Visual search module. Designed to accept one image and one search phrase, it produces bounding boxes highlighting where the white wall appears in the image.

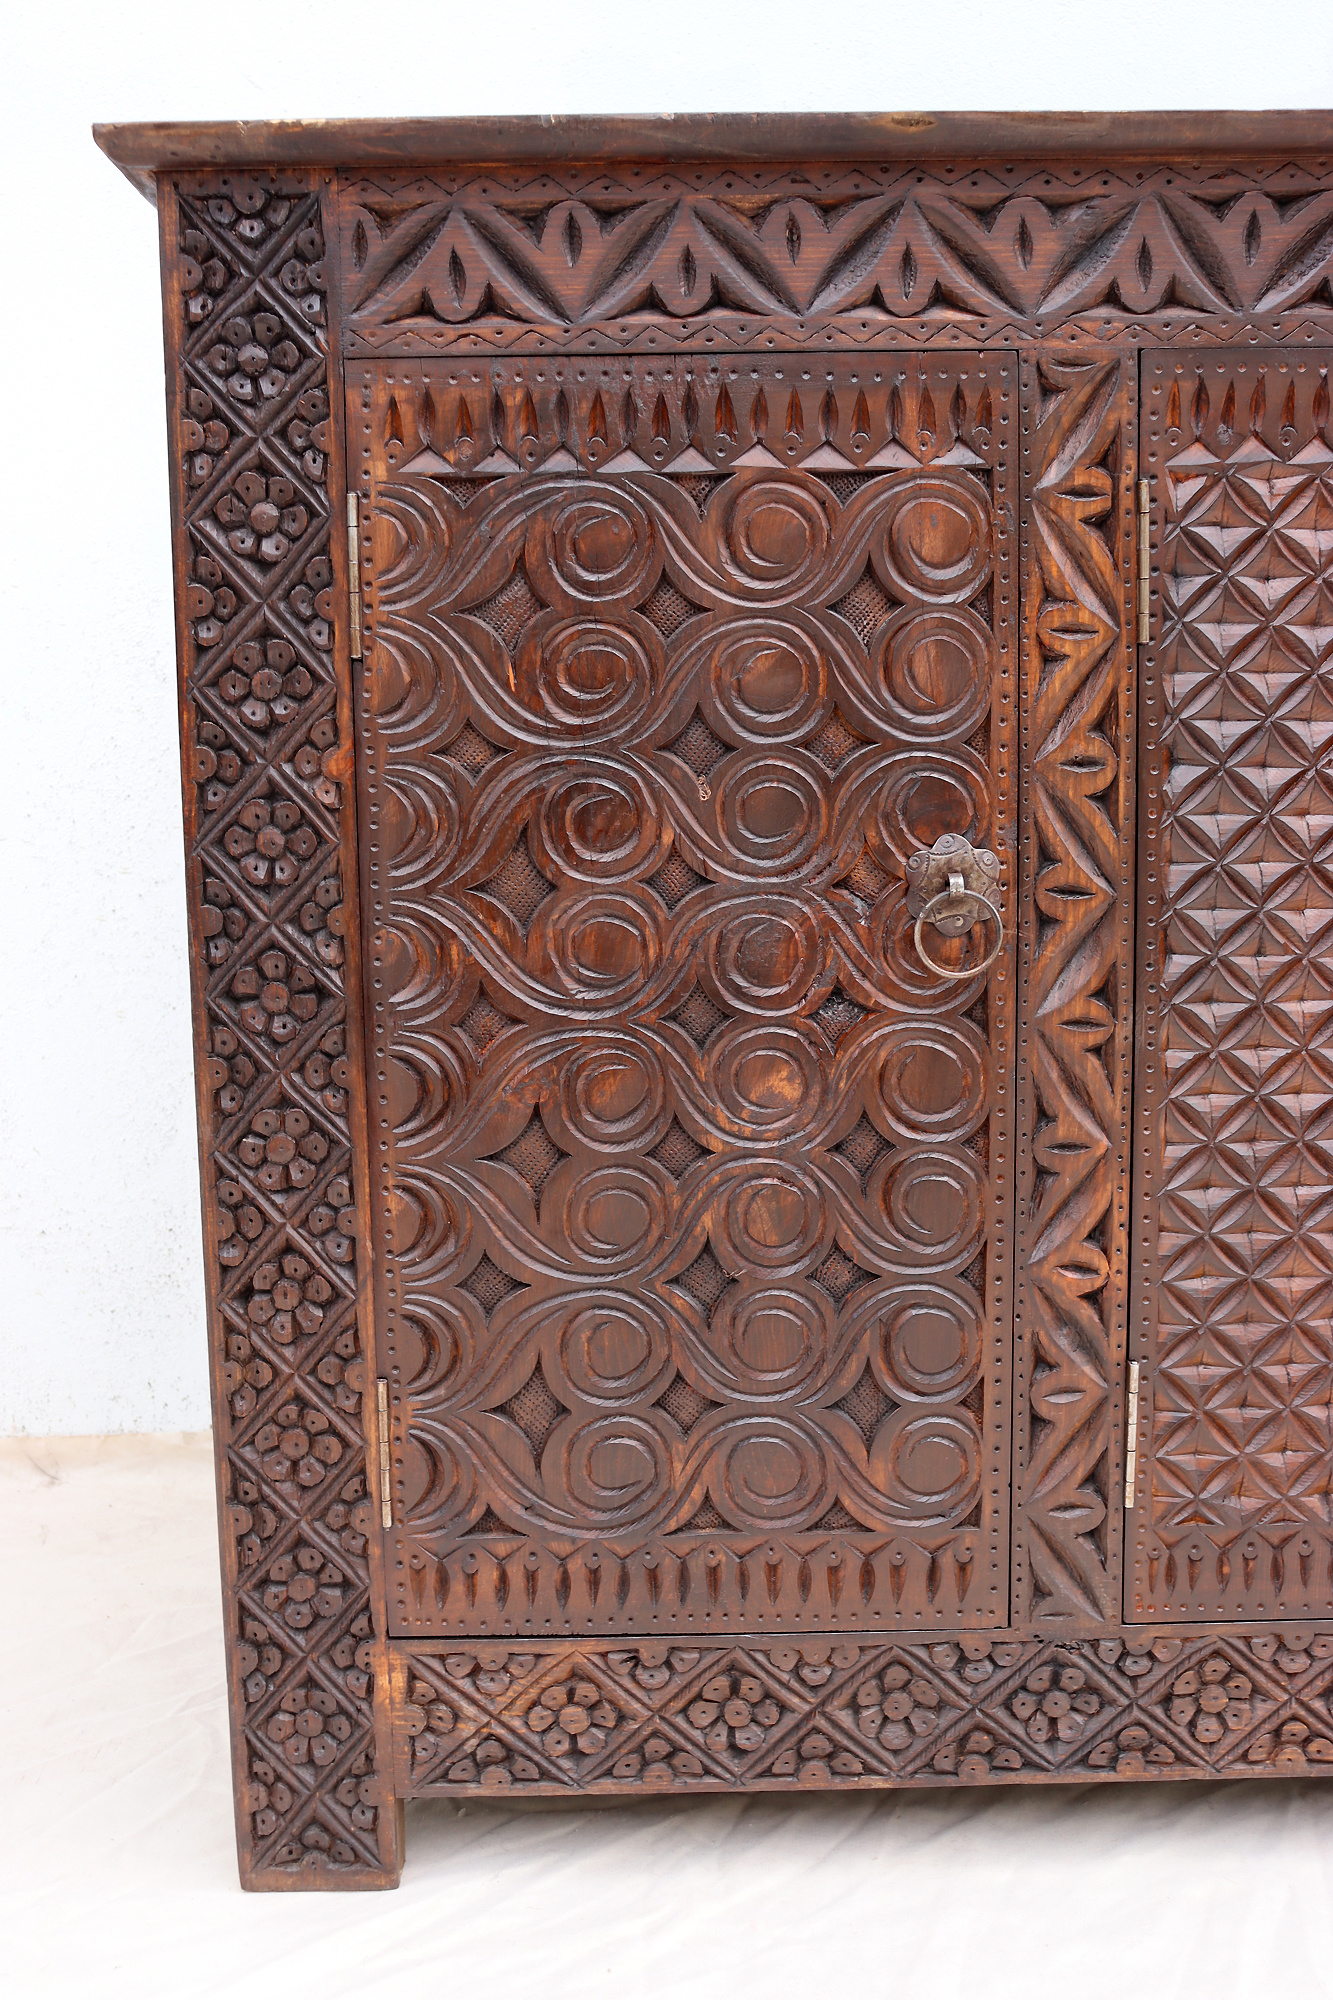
[2,1,1331,1434]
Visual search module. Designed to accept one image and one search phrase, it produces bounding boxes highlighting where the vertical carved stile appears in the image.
[1014,353,1136,1626]
[159,170,399,1888]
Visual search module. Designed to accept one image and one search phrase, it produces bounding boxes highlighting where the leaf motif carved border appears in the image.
[1013,352,1136,1627]
[160,169,400,1889]
[335,159,1333,358]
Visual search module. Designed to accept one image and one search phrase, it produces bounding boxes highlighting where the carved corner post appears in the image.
[1012,349,1137,1629]
[157,169,400,1889]
[117,124,1333,1873]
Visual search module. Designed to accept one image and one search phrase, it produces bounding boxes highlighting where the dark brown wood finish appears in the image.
[111,113,1333,1889]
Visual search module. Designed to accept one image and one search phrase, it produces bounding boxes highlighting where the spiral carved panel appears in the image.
[351,352,1017,1634]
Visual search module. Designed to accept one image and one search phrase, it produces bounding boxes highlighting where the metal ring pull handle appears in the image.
[904,834,1005,982]
[912,887,1005,980]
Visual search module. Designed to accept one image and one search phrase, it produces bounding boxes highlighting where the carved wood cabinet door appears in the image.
[1132,346,1333,1626]
[350,352,1019,1642]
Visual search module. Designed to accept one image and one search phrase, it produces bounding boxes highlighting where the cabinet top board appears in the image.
[94,109,1333,201]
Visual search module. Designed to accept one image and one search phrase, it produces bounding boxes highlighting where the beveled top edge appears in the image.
[93,109,1333,201]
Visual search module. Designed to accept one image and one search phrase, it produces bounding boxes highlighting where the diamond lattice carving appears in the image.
[1136,349,1333,1621]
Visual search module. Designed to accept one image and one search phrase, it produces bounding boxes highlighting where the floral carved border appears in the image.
[159,169,399,1888]
[1012,352,1137,1626]
[390,1629,1333,1794]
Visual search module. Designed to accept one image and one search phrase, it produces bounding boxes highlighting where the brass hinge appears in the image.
[376,1377,392,1529]
[1135,477,1150,646]
[1123,1359,1141,1510]
[347,492,364,661]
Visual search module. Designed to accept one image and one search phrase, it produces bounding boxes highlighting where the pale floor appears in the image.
[3,1434,1333,2000]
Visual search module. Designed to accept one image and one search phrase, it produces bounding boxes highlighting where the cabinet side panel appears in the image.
[1012,351,1137,1627]
[158,169,399,1889]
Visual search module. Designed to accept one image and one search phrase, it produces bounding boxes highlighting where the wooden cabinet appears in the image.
[95,112,1333,1889]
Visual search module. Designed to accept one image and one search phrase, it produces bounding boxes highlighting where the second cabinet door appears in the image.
[1132,344,1333,1625]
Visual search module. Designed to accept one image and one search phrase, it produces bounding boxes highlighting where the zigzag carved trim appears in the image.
[1012,353,1136,1625]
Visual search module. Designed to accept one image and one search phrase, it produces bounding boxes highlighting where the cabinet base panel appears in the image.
[389,1629,1333,1801]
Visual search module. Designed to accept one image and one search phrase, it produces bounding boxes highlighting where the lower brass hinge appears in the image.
[376,1377,392,1529]
[1123,1360,1141,1510]
[347,492,364,661]
[1135,477,1150,646]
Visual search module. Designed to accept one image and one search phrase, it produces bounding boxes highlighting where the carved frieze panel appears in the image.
[336,161,1333,357]
[391,1626,1333,1795]
[1132,346,1333,1623]
[350,350,1004,479]
[351,352,1019,1634]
